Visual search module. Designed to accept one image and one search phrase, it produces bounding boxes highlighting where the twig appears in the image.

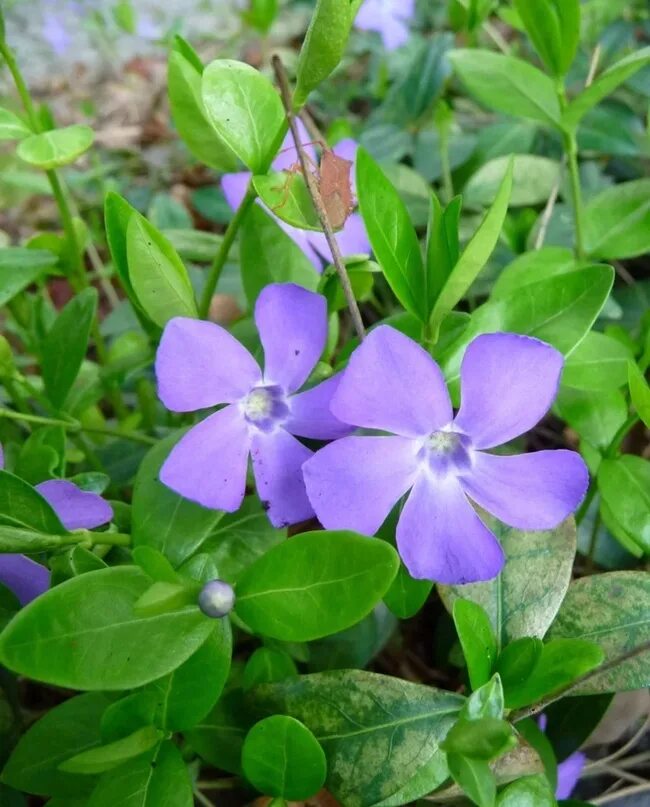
[272,55,366,341]
[534,176,561,250]
[586,44,603,88]
[586,714,650,771]
[592,781,650,805]
[194,790,216,807]
[511,640,650,722]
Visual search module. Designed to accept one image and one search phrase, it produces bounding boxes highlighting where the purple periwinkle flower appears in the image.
[221,121,370,271]
[303,327,589,584]
[0,444,113,605]
[155,283,351,527]
[354,0,416,51]
[42,11,72,55]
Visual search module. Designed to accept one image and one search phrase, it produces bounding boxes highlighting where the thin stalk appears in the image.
[272,55,366,341]
[0,407,156,445]
[557,83,586,259]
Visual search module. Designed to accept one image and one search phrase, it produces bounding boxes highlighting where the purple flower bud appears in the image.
[199,580,236,618]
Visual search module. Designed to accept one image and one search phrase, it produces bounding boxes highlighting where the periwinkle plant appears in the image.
[0,0,649,805]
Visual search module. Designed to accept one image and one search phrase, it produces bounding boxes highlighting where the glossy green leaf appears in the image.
[59,726,163,774]
[357,147,425,320]
[562,48,650,129]
[454,600,497,691]
[450,50,561,126]
[584,179,650,260]
[514,0,580,76]
[100,693,158,744]
[439,519,576,650]
[240,204,318,303]
[127,214,197,327]
[253,171,320,230]
[104,192,140,303]
[463,155,559,210]
[555,388,627,450]
[17,125,94,169]
[14,425,65,485]
[442,718,516,761]
[0,107,31,141]
[242,647,297,691]
[252,670,464,807]
[294,0,352,107]
[235,531,399,641]
[549,572,650,693]
[447,753,495,807]
[244,0,279,33]
[629,361,650,428]
[497,774,555,806]
[87,741,192,807]
[0,470,66,533]
[383,563,432,619]
[242,716,327,799]
[0,247,57,306]
[168,41,237,172]
[461,675,505,721]
[132,432,225,568]
[2,692,111,797]
[496,638,543,697]
[41,287,97,409]
[562,331,633,391]
[201,59,284,174]
[429,160,511,337]
[426,193,461,310]
[0,567,215,690]
[492,247,577,299]
[598,456,650,553]
[543,694,612,762]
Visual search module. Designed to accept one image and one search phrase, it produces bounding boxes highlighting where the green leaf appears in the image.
[16,125,94,169]
[100,693,158,744]
[242,716,327,800]
[240,204,319,304]
[164,229,222,263]
[549,572,650,693]
[104,192,140,304]
[242,647,298,691]
[132,432,225,568]
[628,362,650,428]
[132,546,180,584]
[14,425,65,485]
[497,774,555,806]
[598,456,650,553]
[168,42,237,172]
[447,753,495,807]
[513,0,580,76]
[143,623,232,732]
[555,388,627,450]
[87,741,192,807]
[0,525,72,553]
[294,0,352,107]
[42,287,97,409]
[496,638,543,697]
[492,247,577,299]
[383,563,432,619]
[254,171,322,232]
[584,179,650,260]
[0,567,215,690]
[201,59,284,174]
[126,214,197,327]
[0,470,66,533]
[429,160,512,337]
[454,600,498,691]
[426,194,461,311]
[461,675,505,721]
[441,265,615,392]
[562,331,633,391]
[251,670,464,807]
[59,726,163,774]
[372,751,449,807]
[562,48,650,129]
[2,692,111,797]
[0,107,31,141]
[442,718,516,761]
[235,531,399,642]
[356,147,425,320]
[543,694,612,762]
[0,247,57,306]
[463,155,559,210]
[439,519,576,650]
[244,0,279,33]
[449,50,561,126]
[502,639,604,710]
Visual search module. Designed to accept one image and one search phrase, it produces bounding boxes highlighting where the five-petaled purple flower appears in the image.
[0,444,113,605]
[303,327,589,584]
[354,0,416,51]
[155,283,351,527]
[222,120,370,271]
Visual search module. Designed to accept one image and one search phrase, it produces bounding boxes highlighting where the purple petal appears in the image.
[255,284,327,393]
[250,429,314,527]
[333,138,358,164]
[303,435,419,535]
[160,406,252,512]
[0,555,50,606]
[286,375,355,440]
[454,333,564,450]
[460,450,589,531]
[332,326,453,437]
[156,317,261,412]
[397,475,505,584]
[274,215,324,270]
[272,118,316,172]
[222,172,251,210]
[381,18,410,50]
[307,213,371,261]
[556,752,586,799]
[36,481,113,531]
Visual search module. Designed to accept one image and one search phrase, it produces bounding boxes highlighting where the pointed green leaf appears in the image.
[17,125,94,169]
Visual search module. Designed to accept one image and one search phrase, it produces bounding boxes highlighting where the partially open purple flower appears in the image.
[155,283,351,527]
[303,327,589,584]
[221,122,370,271]
[0,444,113,605]
[354,0,416,51]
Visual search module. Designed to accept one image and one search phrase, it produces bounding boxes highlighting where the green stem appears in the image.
[0,526,131,552]
[557,84,586,259]
[0,407,156,445]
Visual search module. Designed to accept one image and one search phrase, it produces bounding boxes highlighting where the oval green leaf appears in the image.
[17,124,95,169]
